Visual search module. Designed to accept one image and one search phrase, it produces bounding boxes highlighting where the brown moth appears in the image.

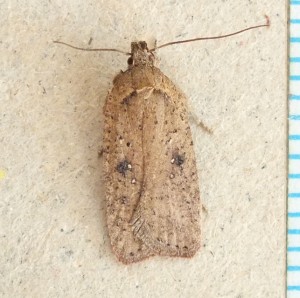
[103,41,201,264]
[53,16,269,264]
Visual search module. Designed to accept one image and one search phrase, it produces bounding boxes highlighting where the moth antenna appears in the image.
[150,15,270,52]
[53,40,131,55]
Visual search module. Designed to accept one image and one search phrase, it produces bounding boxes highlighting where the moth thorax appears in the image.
[129,41,154,67]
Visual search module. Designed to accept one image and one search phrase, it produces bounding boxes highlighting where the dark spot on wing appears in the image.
[116,159,132,176]
[172,153,185,166]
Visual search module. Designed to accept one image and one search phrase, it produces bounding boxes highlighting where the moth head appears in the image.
[128,41,155,68]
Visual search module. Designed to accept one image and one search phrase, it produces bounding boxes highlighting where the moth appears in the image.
[54,16,269,264]
[104,40,202,263]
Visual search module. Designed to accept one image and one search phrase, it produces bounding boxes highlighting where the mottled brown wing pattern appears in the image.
[131,87,201,257]
[103,88,153,264]
[103,66,201,264]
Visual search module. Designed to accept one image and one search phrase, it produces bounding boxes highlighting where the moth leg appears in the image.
[197,121,213,134]
[189,113,213,134]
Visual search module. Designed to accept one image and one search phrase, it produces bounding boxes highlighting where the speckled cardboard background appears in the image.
[0,1,286,297]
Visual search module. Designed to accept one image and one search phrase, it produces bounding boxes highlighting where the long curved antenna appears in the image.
[53,41,131,55]
[149,15,270,52]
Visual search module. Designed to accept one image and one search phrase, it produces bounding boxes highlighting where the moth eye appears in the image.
[140,41,147,50]
[127,57,133,65]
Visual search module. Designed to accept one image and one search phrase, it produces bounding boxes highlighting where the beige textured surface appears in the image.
[1,1,286,297]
